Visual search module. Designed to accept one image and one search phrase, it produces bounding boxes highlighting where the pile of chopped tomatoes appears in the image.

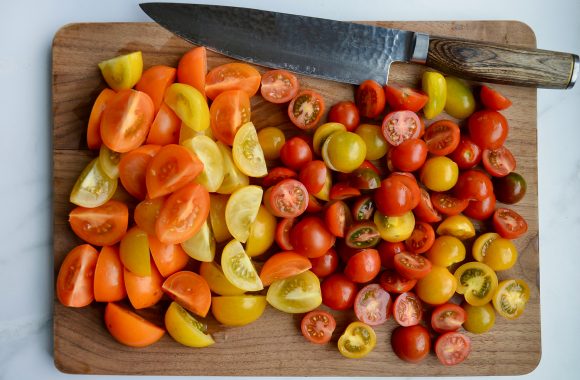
[57,47,531,365]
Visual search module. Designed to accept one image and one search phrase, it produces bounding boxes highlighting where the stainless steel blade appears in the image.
[140,3,419,85]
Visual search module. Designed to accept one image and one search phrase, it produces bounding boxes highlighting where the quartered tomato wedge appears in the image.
[162,271,211,317]
[431,303,467,333]
[354,284,392,326]
[87,88,115,150]
[405,222,435,254]
[381,110,422,146]
[338,322,377,358]
[493,279,530,320]
[199,261,245,296]
[394,252,432,280]
[480,85,512,111]
[288,90,325,130]
[135,65,176,113]
[149,236,190,278]
[383,85,428,112]
[224,185,263,243]
[454,262,498,306]
[329,183,361,201]
[210,89,251,146]
[265,179,308,218]
[266,270,322,313]
[70,158,118,208]
[182,135,224,192]
[492,208,528,239]
[232,122,268,178]
[435,332,471,366]
[413,188,442,223]
[221,240,263,292]
[379,269,417,293]
[275,218,295,251]
[105,302,165,348]
[483,146,516,177]
[94,246,126,302]
[345,222,381,249]
[423,120,460,156]
[69,200,128,246]
[260,69,299,103]
[98,51,143,91]
[431,193,469,216]
[392,292,423,326]
[356,80,386,118]
[133,196,164,236]
[146,104,181,145]
[181,221,216,262]
[324,200,353,238]
[124,260,164,309]
[57,244,99,307]
[165,83,210,132]
[259,251,312,286]
[118,144,160,200]
[301,310,336,344]
[205,62,261,100]
[177,46,207,97]
[165,301,214,348]
[212,295,267,326]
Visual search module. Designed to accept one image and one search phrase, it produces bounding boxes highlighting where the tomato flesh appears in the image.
[483,146,516,177]
[288,90,325,130]
[260,69,299,103]
[69,200,128,246]
[394,252,432,280]
[162,271,211,317]
[431,303,467,333]
[356,80,386,118]
[265,179,308,218]
[301,310,336,344]
[392,292,423,326]
[354,284,391,326]
[435,332,471,366]
[381,110,422,146]
[492,208,528,239]
[379,269,417,293]
[57,244,99,307]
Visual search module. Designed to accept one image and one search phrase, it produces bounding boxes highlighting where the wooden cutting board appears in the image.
[52,21,540,376]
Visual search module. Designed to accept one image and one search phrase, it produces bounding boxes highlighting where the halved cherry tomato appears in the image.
[454,169,494,201]
[345,222,381,249]
[299,160,327,195]
[374,173,420,216]
[483,146,516,177]
[454,262,498,306]
[383,85,428,112]
[288,90,325,130]
[449,135,483,170]
[124,260,164,309]
[57,244,98,307]
[392,292,423,326]
[354,284,391,326]
[262,167,297,188]
[162,271,211,317]
[104,302,165,348]
[377,241,405,269]
[391,325,430,363]
[390,138,428,172]
[324,200,353,238]
[351,196,375,221]
[69,200,128,246]
[133,196,164,236]
[480,85,512,111]
[338,322,377,359]
[177,47,207,97]
[155,183,210,244]
[405,222,435,254]
[146,104,181,145]
[148,236,190,278]
[146,144,204,199]
[379,269,417,293]
[205,62,261,100]
[280,136,313,170]
[356,80,386,118]
[87,88,115,149]
[349,168,381,190]
[413,188,442,223]
[94,246,126,302]
[259,251,312,286]
[344,249,381,283]
[464,193,496,220]
[492,208,528,239]
[423,119,460,156]
[135,65,176,113]
[322,274,357,310]
[381,110,422,146]
[431,193,469,216]
[261,69,299,103]
[468,110,508,150]
[329,183,361,200]
[431,303,466,333]
[100,89,154,152]
[301,310,336,344]
[266,270,320,313]
[435,332,471,366]
[309,248,339,278]
[264,179,308,218]
[394,252,432,280]
[209,89,251,146]
[492,279,530,320]
[118,144,160,200]
[328,101,360,131]
[290,216,335,259]
[275,218,294,250]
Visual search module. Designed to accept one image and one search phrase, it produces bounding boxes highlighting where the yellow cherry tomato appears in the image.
[337,322,377,359]
[422,71,447,119]
[232,122,268,178]
[165,302,215,348]
[472,233,500,261]
[257,127,285,160]
[211,295,267,326]
[415,266,457,305]
[98,145,121,179]
[180,221,216,262]
[322,131,366,173]
[454,262,498,306]
[209,194,233,243]
[70,158,118,208]
[482,238,518,271]
[355,123,388,160]
[436,215,476,240]
[216,142,250,194]
[420,156,458,192]
[313,168,332,201]
[221,240,263,292]
[266,270,321,313]
[426,236,466,267]
[492,279,530,320]
[119,226,151,276]
[199,261,245,296]
[179,122,214,143]
[164,83,210,132]
[313,122,346,155]
[245,206,276,257]
[182,135,224,192]
[225,185,263,243]
[462,302,495,334]
[444,76,475,119]
[374,210,415,243]
[98,51,143,91]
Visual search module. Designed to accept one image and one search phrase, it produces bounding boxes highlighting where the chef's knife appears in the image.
[140,3,578,89]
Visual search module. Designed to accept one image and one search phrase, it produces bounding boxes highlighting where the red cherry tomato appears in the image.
[260,69,299,104]
[463,193,496,220]
[381,110,422,146]
[383,85,428,112]
[306,194,324,213]
[264,179,308,218]
[328,101,360,131]
[431,193,469,216]
[262,167,298,187]
[435,332,471,366]
[431,303,467,333]
[280,137,313,170]
[423,120,461,156]
[492,208,528,239]
[324,200,353,238]
[300,310,336,344]
[392,292,423,326]
[394,252,432,280]
[374,173,420,216]
[275,218,295,250]
[356,80,386,118]
[449,135,483,170]
[468,110,508,150]
[413,188,442,223]
[454,169,494,201]
[354,284,392,326]
[379,269,417,293]
[391,325,431,363]
[405,222,435,254]
[288,90,325,130]
[344,249,381,283]
[390,138,428,172]
[290,216,336,258]
[480,85,512,111]
[483,146,516,177]
[329,183,361,201]
[298,160,328,194]
[309,248,339,278]
[321,273,358,311]
[377,241,406,269]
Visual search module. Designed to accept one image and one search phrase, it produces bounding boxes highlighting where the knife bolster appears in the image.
[410,33,430,64]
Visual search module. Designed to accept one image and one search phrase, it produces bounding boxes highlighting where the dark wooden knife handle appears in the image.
[426,36,578,89]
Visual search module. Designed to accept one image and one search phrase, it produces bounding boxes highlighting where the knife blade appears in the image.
[140,3,578,89]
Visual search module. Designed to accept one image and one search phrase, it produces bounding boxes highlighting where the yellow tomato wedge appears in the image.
[180,221,216,262]
[245,206,276,257]
[211,295,267,326]
[225,185,263,243]
[216,141,250,194]
[164,83,210,131]
[374,210,415,242]
[232,122,268,177]
[182,135,224,192]
[165,302,215,348]
[98,51,143,91]
[266,270,321,313]
[119,226,151,276]
[221,240,263,291]
[98,144,121,179]
[209,194,233,243]
[70,158,117,208]
[472,232,500,262]
[436,214,476,240]
[179,122,214,143]
[199,261,245,296]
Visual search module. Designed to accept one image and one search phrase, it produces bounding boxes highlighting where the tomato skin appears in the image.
[209,89,251,146]
[328,101,360,131]
[454,169,494,201]
[87,88,115,150]
[356,80,386,118]
[288,90,325,130]
[148,236,190,278]
[309,248,339,278]
[118,144,161,200]
[449,135,482,170]
[492,208,528,239]
[374,173,420,217]
[381,110,422,146]
[146,104,181,145]
[424,120,461,156]
[379,269,417,293]
[422,71,447,120]
[431,303,466,333]
[390,138,428,172]
[94,246,127,302]
[483,146,516,177]
[280,137,313,170]
[57,244,99,307]
[431,193,469,216]
[377,241,405,269]
[344,249,381,283]
[260,69,299,104]
[104,302,165,348]
[420,156,459,192]
[383,85,428,112]
[321,273,358,311]
[262,167,297,188]
[259,251,313,286]
[355,124,388,160]
[413,188,442,223]
[124,261,164,309]
[444,77,475,119]
[435,332,471,366]
[391,325,430,363]
[162,271,211,317]
[493,172,527,204]
[265,179,309,218]
[301,310,336,344]
[462,302,496,334]
[290,216,335,258]
[299,160,328,195]
[354,284,391,326]
[392,292,423,327]
[275,218,295,250]
[394,252,432,280]
[205,62,261,100]
[480,85,512,111]
[135,65,176,113]
[324,200,353,238]
[69,200,128,246]
[177,46,207,97]
[329,182,361,201]
[464,193,496,220]
[468,110,508,150]
[405,222,435,254]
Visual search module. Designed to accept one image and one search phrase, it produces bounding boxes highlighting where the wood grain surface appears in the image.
[52,21,540,376]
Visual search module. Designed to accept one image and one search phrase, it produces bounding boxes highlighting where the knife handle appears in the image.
[425,36,578,89]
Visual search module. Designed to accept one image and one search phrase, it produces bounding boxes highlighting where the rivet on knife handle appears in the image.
[426,36,578,89]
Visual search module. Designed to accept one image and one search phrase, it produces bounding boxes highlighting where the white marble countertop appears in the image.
[1,0,579,379]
